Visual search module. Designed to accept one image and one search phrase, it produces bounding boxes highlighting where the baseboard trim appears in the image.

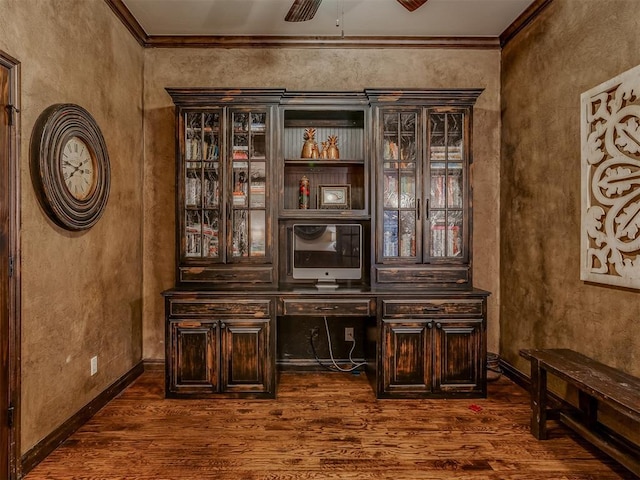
[142,358,165,371]
[21,360,145,476]
[499,357,530,390]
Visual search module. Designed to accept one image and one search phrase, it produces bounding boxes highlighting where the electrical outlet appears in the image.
[90,356,98,376]
[345,327,354,342]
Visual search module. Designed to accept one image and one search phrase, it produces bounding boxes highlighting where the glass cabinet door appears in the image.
[428,111,464,259]
[230,110,268,260]
[381,111,419,259]
[184,111,222,260]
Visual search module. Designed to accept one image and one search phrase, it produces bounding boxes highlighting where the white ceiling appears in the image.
[121,0,536,37]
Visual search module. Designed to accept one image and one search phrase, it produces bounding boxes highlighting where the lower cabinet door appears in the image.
[434,319,484,394]
[221,318,272,394]
[168,320,219,396]
[382,319,434,396]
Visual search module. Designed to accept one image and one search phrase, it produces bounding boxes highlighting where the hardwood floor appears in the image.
[24,369,633,479]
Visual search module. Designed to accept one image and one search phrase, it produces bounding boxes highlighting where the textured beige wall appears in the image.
[0,1,144,453]
[142,48,502,360]
[501,0,640,376]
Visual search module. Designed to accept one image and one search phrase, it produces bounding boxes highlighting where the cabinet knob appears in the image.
[427,322,433,329]
[220,322,226,329]
[436,322,442,329]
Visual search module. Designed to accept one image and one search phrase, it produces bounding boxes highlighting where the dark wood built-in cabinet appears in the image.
[369,91,478,288]
[164,88,489,399]
[165,296,274,398]
[380,297,485,397]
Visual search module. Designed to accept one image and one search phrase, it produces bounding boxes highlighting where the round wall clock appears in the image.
[31,104,110,231]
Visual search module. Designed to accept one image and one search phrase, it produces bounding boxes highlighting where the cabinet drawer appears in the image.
[170,299,272,318]
[374,266,470,287]
[382,299,483,317]
[283,298,374,316]
[179,266,274,284]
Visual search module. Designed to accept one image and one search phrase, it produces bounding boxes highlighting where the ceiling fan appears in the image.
[285,0,429,22]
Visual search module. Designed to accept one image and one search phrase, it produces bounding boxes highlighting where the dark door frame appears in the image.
[1,50,21,480]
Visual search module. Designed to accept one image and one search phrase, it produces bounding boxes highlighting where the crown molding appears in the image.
[105,0,148,47]
[145,35,500,49]
[499,0,554,48]
[104,0,500,50]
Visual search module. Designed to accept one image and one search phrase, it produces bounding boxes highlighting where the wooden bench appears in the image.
[520,348,640,477]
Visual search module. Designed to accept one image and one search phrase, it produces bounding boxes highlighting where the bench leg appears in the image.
[578,390,598,428]
[530,358,548,440]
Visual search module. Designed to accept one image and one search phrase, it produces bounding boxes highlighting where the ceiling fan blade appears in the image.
[285,0,323,22]
[396,0,429,12]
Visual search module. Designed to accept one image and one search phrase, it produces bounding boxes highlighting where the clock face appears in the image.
[61,136,97,201]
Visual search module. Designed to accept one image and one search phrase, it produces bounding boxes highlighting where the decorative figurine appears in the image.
[299,175,310,209]
[320,141,328,159]
[301,128,317,159]
[327,135,339,159]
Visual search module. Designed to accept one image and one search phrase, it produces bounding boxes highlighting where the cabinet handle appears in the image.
[423,306,443,313]
[417,199,420,220]
[435,322,442,329]
[220,322,226,329]
[425,199,429,219]
[211,306,229,312]
[426,322,433,329]
[315,306,338,311]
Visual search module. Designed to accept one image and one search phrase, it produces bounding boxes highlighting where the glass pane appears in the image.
[203,210,219,258]
[233,112,248,132]
[252,133,266,159]
[401,113,415,133]
[250,210,266,257]
[233,134,248,160]
[251,113,266,131]
[383,112,399,168]
[185,210,202,257]
[399,211,416,258]
[383,211,399,257]
[448,211,463,257]
[430,210,446,258]
[185,168,201,207]
[186,113,201,161]
[232,162,248,208]
[431,173,445,209]
[249,162,266,208]
[430,113,445,162]
[400,113,416,164]
[203,113,220,161]
[399,174,415,208]
[383,134,399,162]
[400,134,416,165]
[383,173,399,209]
[232,210,248,257]
[204,165,219,208]
[447,113,463,151]
[251,112,267,159]
[447,167,463,208]
[383,113,397,132]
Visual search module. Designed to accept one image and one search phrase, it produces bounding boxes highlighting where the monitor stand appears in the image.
[315,279,339,290]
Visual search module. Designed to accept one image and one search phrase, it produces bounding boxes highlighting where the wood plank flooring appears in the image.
[24,369,633,479]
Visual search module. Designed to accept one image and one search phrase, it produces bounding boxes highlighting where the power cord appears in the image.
[308,317,367,372]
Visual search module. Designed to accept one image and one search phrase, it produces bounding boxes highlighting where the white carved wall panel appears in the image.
[581,64,640,288]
